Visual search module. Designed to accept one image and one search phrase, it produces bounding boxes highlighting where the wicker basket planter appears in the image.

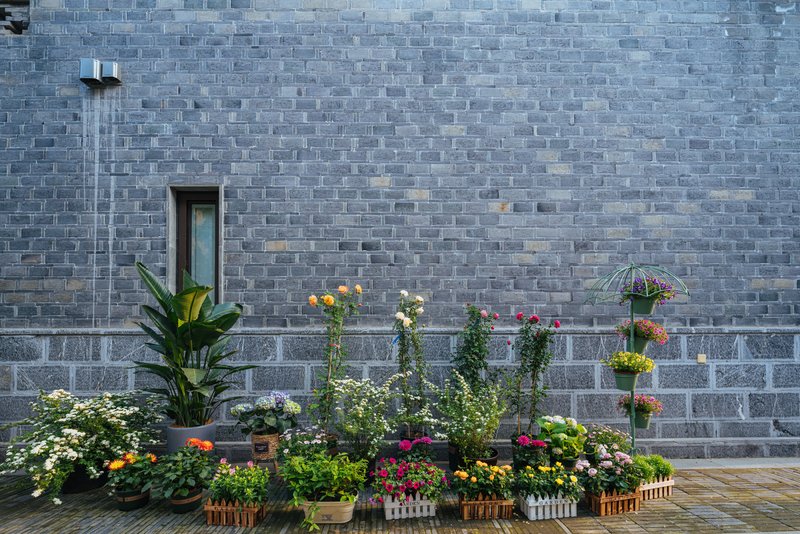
[585,489,641,516]
[251,433,280,461]
[458,494,514,520]
[204,499,267,527]
[640,476,674,501]
[518,494,578,521]
[383,493,436,520]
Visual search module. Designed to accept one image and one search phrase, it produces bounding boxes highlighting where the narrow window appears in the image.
[176,190,219,301]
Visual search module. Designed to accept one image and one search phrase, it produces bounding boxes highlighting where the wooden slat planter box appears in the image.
[585,489,641,517]
[383,493,436,520]
[640,475,674,501]
[518,494,578,521]
[203,499,267,528]
[458,494,514,520]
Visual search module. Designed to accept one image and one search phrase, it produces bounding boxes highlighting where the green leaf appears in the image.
[171,286,213,323]
[183,270,213,319]
[136,262,174,314]
[180,367,207,387]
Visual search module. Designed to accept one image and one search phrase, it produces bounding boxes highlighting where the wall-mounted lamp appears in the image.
[80,58,122,87]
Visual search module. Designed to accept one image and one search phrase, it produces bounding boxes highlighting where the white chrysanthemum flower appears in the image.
[52,498,62,505]
[400,290,408,297]
[32,489,43,498]
[395,312,405,321]
[417,307,423,315]
[402,317,412,328]
[415,295,424,303]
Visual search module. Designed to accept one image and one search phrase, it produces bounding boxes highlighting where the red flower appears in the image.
[398,440,412,452]
[516,312,524,321]
[389,457,397,464]
[529,314,539,324]
[507,339,512,345]
[554,320,561,328]
[493,312,499,320]
[490,326,494,330]
[379,469,389,478]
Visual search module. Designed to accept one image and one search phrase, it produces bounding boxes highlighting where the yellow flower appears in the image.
[470,476,477,483]
[528,473,534,478]
[556,478,564,485]
[555,461,562,467]
[475,461,487,467]
[355,284,362,294]
[489,474,495,481]
[525,465,532,471]
[538,466,548,472]
[501,465,512,471]
[108,459,126,471]
[570,475,578,483]
[122,452,136,464]
[490,465,500,472]
[308,295,318,307]
[338,285,349,294]
[322,295,335,306]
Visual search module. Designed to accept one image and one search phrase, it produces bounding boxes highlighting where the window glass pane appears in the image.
[191,203,216,299]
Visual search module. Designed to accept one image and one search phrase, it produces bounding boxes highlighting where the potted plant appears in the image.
[614,319,668,354]
[134,262,255,452]
[393,290,435,439]
[204,459,271,527]
[583,424,631,464]
[508,312,560,467]
[451,304,499,390]
[0,389,160,503]
[452,461,515,520]
[156,438,218,513]
[578,451,644,516]
[277,426,331,461]
[618,393,663,429]
[307,284,362,440]
[433,371,506,471]
[619,276,676,314]
[107,452,158,511]
[231,392,301,463]
[512,435,548,471]
[330,373,405,470]
[601,351,655,391]
[371,455,448,520]
[536,415,587,468]
[634,454,675,501]
[281,453,366,531]
[516,463,582,520]
[397,436,435,463]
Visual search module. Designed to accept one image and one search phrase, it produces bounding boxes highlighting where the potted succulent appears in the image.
[0,389,160,503]
[204,459,271,527]
[397,436,435,463]
[307,284,362,451]
[451,304,499,390]
[433,371,506,471]
[512,435,548,471]
[614,319,668,354]
[371,454,449,520]
[578,451,644,516]
[231,392,301,463]
[619,276,676,314]
[393,290,435,439]
[277,426,331,461]
[452,461,515,520]
[107,452,158,511]
[583,424,631,464]
[516,463,582,520]
[156,438,218,513]
[536,415,587,468]
[634,454,675,500]
[134,262,255,452]
[601,351,655,391]
[618,393,664,429]
[281,453,366,531]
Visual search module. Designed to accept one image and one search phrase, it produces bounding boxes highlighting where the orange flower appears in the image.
[338,285,349,294]
[108,459,126,471]
[199,440,214,452]
[308,295,318,307]
[185,437,202,448]
[146,453,157,463]
[470,476,477,483]
[322,295,335,307]
[122,452,136,464]
[354,284,362,294]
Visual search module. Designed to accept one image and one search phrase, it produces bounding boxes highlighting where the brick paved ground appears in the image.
[1,468,799,533]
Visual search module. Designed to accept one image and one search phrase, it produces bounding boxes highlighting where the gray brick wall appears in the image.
[0,1,799,457]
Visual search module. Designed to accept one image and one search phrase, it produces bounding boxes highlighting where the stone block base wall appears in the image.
[2,328,798,459]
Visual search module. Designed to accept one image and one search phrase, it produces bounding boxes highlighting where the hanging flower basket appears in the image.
[585,488,641,516]
[613,371,639,391]
[640,475,674,501]
[629,336,649,354]
[459,493,514,520]
[629,295,658,314]
[518,494,578,521]
[383,493,436,520]
[251,433,280,462]
[634,412,652,429]
[204,499,268,528]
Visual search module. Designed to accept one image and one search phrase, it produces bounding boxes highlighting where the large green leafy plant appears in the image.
[134,262,254,427]
[452,304,498,389]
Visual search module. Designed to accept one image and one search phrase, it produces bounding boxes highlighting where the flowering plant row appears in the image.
[452,461,515,500]
[208,458,271,506]
[370,457,448,505]
[618,394,664,416]
[517,463,581,502]
[602,351,655,373]
[614,319,669,344]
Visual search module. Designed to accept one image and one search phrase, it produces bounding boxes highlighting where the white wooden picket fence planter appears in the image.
[383,493,436,520]
[640,475,675,501]
[518,494,578,521]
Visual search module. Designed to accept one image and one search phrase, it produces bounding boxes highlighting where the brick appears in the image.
[0,365,10,392]
[0,336,43,362]
[742,334,795,360]
[715,364,766,389]
[229,335,279,362]
[15,366,70,391]
[0,396,36,423]
[692,393,745,419]
[48,336,102,362]
[282,336,326,361]
[74,367,129,392]
[571,335,623,361]
[686,335,738,361]
[253,366,306,391]
[660,422,715,439]
[544,364,595,390]
[657,364,709,389]
[109,335,158,363]
[773,364,800,388]
[749,393,800,418]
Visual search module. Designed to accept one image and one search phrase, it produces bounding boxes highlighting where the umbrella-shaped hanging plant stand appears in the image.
[585,263,689,451]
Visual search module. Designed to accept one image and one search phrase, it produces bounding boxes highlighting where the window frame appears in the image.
[172,188,221,302]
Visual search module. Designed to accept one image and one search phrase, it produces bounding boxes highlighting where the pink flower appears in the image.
[600,461,613,469]
[507,339,512,345]
[531,440,547,448]
[379,469,389,478]
[493,312,499,319]
[529,314,539,324]
[398,440,412,452]
[247,461,254,468]
[588,468,598,477]
[490,326,494,330]
[389,457,397,464]
[480,309,488,318]
[516,312,524,321]
[219,458,228,464]
[516,435,531,447]
[554,320,561,328]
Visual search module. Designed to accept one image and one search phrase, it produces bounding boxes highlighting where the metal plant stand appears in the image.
[585,263,689,452]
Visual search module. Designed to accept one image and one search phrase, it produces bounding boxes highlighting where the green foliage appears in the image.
[516,464,582,501]
[107,452,158,492]
[280,453,366,531]
[536,415,587,460]
[583,424,631,459]
[643,454,675,480]
[277,427,330,462]
[393,291,432,435]
[207,461,271,506]
[452,462,515,500]
[632,455,656,484]
[451,304,497,390]
[601,351,655,373]
[134,262,254,427]
[155,442,218,499]
[230,393,301,436]
[510,314,558,434]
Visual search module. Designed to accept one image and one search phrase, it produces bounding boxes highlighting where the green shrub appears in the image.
[647,454,675,479]
[633,455,656,483]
